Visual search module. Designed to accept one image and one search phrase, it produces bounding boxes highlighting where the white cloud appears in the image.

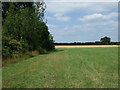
[55,16,71,22]
[54,13,63,17]
[45,16,53,20]
[78,13,117,22]
[45,2,118,42]
[46,13,71,22]
[78,13,118,29]
[46,2,117,14]
[47,24,58,31]
[45,0,119,2]
[47,23,118,42]
[53,13,71,22]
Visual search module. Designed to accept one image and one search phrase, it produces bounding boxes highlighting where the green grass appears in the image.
[2,47,118,88]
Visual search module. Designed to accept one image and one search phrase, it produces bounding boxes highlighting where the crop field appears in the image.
[55,45,119,48]
[2,47,118,88]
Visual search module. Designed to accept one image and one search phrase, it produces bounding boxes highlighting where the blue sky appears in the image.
[45,2,118,43]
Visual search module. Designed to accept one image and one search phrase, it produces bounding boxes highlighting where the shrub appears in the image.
[30,50,39,57]
[2,46,11,58]
[20,40,29,53]
[37,47,47,54]
[2,36,23,58]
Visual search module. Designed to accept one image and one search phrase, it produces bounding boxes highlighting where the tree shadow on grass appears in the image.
[40,49,64,55]
[50,49,64,53]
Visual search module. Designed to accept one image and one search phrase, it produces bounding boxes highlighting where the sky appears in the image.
[44,1,118,43]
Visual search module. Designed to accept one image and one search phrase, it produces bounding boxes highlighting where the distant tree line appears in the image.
[2,1,55,59]
[55,36,120,45]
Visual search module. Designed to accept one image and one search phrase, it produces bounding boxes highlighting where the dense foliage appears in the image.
[100,36,111,45]
[2,1,55,58]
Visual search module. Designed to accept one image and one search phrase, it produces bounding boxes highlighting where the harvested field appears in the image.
[55,45,120,48]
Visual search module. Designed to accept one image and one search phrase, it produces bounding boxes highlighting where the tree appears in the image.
[2,2,10,22]
[100,36,111,44]
[2,1,55,58]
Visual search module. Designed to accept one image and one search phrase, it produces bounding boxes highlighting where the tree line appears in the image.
[55,36,120,45]
[2,1,55,59]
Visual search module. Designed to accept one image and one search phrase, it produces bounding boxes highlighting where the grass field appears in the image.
[2,47,118,88]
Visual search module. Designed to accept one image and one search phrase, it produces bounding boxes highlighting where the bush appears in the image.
[2,46,11,58]
[2,36,24,58]
[37,47,47,54]
[20,40,29,53]
[30,50,39,57]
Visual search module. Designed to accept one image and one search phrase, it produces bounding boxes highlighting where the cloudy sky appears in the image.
[45,1,118,43]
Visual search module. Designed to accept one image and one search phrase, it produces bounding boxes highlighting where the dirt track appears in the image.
[55,45,120,48]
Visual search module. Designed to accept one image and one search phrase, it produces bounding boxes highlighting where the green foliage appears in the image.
[2,36,23,58]
[2,2,10,22]
[100,36,111,44]
[2,2,55,59]
[37,47,47,54]
[2,46,10,58]
[20,41,29,53]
